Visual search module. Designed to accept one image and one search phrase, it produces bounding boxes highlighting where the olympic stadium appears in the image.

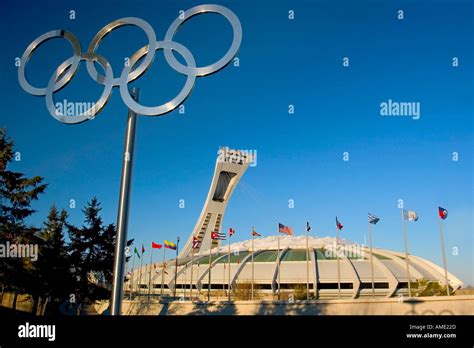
[128,148,463,299]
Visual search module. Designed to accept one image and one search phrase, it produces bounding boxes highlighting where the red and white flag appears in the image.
[192,236,200,249]
[211,231,226,240]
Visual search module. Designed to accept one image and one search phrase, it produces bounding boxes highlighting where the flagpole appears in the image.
[207,244,212,301]
[124,256,129,300]
[306,226,310,301]
[184,262,187,299]
[134,251,139,297]
[227,229,231,302]
[251,227,255,301]
[130,252,135,300]
[277,233,281,301]
[138,248,144,297]
[148,246,153,301]
[439,217,450,296]
[336,227,341,299]
[369,221,375,298]
[314,226,318,300]
[160,246,166,296]
[173,237,180,298]
[190,247,195,300]
[402,209,412,297]
[222,259,225,300]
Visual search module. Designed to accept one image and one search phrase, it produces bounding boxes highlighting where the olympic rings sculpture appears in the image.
[18,4,242,124]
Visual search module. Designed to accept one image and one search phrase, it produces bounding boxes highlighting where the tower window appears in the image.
[212,171,237,202]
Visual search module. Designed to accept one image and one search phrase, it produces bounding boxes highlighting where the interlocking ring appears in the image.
[17,4,241,123]
[164,4,242,77]
[46,52,114,124]
[120,41,196,116]
[18,30,81,96]
[86,17,157,86]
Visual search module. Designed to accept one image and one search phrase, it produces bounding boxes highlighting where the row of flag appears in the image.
[132,239,178,259]
[132,206,449,259]
[205,206,449,241]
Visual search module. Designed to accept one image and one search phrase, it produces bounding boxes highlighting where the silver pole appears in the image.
[439,219,450,296]
[277,234,281,301]
[173,237,180,298]
[306,229,309,301]
[314,228,318,300]
[148,246,153,301]
[129,252,135,300]
[336,228,341,299]
[110,87,139,316]
[161,247,166,296]
[369,222,375,298]
[402,209,412,297]
[184,261,188,299]
[228,231,231,302]
[138,248,144,297]
[207,246,212,301]
[251,227,255,301]
[190,248,194,300]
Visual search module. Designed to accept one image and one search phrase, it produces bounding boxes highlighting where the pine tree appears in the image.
[67,198,116,307]
[0,129,47,308]
[35,205,74,314]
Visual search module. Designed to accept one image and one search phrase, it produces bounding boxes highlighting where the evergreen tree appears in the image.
[0,129,47,308]
[36,205,74,314]
[67,198,116,306]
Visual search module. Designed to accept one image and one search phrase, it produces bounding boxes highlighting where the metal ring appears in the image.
[119,40,196,116]
[18,30,81,96]
[45,52,114,124]
[18,6,242,120]
[86,17,157,86]
[164,4,242,77]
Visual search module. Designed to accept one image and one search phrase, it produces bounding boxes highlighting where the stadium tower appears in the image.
[179,147,253,258]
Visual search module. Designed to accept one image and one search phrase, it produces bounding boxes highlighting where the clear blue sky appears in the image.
[1,0,472,284]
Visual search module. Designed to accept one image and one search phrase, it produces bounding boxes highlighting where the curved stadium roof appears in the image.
[131,236,463,299]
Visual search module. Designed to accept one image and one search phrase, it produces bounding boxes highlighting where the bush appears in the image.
[232,282,261,300]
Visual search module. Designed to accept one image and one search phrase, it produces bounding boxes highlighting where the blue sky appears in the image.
[1,0,473,284]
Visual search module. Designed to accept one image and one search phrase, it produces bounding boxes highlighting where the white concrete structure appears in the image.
[133,236,463,299]
[128,147,464,300]
[179,147,253,257]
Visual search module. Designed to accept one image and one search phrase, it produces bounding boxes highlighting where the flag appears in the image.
[229,228,235,237]
[306,221,311,232]
[134,246,141,259]
[252,229,262,237]
[211,231,226,240]
[368,213,380,225]
[164,240,177,250]
[278,223,293,235]
[438,207,448,220]
[192,236,200,249]
[336,217,343,230]
[403,210,419,222]
[151,241,162,249]
[141,244,145,254]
